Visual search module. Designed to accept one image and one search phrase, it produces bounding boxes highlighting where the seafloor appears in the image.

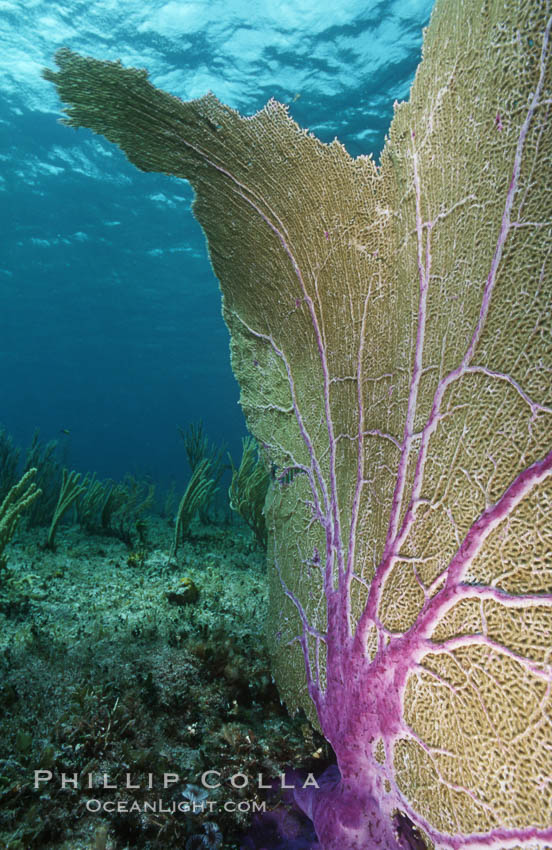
[0,514,328,849]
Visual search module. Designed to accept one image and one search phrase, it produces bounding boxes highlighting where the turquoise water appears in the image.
[0,0,433,488]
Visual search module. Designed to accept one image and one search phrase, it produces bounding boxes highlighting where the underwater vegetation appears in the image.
[0,469,41,573]
[170,459,218,560]
[0,424,268,568]
[178,421,229,523]
[0,426,325,849]
[229,437,270,550]
[42,0,552,847]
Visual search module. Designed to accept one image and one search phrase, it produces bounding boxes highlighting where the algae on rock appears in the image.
[43,1,552,847]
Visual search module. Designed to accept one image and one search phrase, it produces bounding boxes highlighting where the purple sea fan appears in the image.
[240,769,321,850]
[43,0,552,846]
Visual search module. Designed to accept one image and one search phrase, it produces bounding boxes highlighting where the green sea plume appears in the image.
[0,468,41,572]
[228,436,270,548]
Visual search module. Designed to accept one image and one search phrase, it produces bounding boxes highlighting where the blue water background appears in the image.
[0,0,434,492]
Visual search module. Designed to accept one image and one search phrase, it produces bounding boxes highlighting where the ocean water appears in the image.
[0,0,434,490]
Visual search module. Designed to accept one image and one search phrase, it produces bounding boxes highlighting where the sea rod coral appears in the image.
[43,0,552,847]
